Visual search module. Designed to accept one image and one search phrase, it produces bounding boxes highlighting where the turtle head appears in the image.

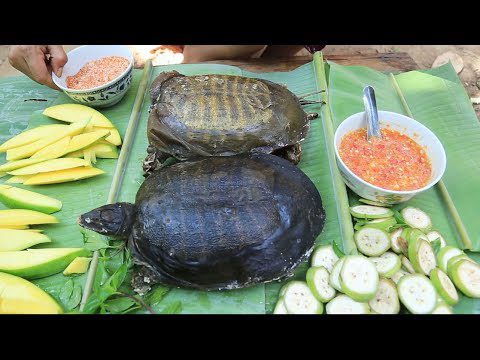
[78,202,136,239]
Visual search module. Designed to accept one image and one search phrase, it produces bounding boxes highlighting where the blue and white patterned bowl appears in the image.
[52,45,134,108]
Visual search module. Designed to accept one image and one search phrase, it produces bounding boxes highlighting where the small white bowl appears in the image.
[334,111,446,204]
[52,45,134,108]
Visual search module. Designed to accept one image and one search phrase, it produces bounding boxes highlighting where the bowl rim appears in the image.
[52,45,134,94]
[334,110,447,195]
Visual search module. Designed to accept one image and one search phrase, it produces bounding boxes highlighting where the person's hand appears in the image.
[8,45,68,90]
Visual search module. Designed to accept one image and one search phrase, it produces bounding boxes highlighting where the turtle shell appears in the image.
[147,71,309,160]
[128,152,325,290]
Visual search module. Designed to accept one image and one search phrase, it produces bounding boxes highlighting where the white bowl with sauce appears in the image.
[52,45,134,108]
[334,111,447,204]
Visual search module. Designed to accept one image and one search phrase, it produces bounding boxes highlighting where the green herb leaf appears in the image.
[332,241,345,258]
[430,238,442,254]
[104,297,138,314]
[59,280,83,311]
[59,280,74,306]
[393,209,406,224]
[82,230,111,252]
[145,285,170,306]
[66,284,82,310]
[354,222,364,231]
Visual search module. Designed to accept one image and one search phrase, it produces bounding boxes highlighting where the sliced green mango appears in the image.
[83,149,97,165]
[66,141,118,159]
[0,209,58,227]
[6,119,90,161]
[0,229,51,251]
[5,175,33,184]
[30,136,71,159]
[8,158,90,176]
[0,225,30,230]
[0,157,54,173]
[43,104,114,128]
[0,272,63,313]
[94,127,122,146]
[0,185,62,214]
[0,124,68,153]
[65,129,110,154]
[63,257,92,275]
[0,248,91,279]
[23,166,105,185]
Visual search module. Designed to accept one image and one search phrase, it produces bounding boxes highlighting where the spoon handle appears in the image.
[363,86,382,139]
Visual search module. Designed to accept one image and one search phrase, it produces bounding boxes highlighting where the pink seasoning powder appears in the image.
[66,56,129,90]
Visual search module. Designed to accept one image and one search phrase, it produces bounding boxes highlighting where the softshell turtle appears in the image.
[144,71,321,174]
[79,153,325,293]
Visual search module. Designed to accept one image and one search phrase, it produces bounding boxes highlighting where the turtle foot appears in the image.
[143,146,171,177]
[272,143,302,165]
[131,265,162,296]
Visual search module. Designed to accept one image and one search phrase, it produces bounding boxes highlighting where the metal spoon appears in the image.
[363,86,382,140]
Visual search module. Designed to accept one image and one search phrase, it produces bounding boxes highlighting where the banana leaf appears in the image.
[322,53,480,313]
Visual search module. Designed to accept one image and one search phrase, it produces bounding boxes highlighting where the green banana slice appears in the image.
[368,278,400,314]
[430,267,459,306]
[339,255,379,302]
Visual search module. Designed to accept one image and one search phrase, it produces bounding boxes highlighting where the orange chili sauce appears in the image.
[339,128,432,191]
[66,56,129,90]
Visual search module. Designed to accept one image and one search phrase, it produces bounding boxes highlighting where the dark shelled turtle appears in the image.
[144,71,321,174]
[79,153,325,293]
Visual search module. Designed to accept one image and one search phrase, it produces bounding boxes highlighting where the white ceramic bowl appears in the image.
[334,111,447,204]
[52,45,134,108]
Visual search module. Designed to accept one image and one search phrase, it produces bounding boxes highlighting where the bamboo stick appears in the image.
[313,52,357,255]
[389,73,473,250]
[80,60,153,311]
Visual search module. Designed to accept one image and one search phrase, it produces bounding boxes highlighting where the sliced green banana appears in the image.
[273,297,288,314]
[430,267,459,306]
[398,228,412,256]
[339,255,379,302]
[369,252,401,278]
[448,259,480,298]
[311,244,339,272]
[390,227,407,254]
[409,228,429,243]
[326,294,370,314]
[368,278,400,314]
[329,257,345,292]
[426,230,447,248]
[283,281,324,314]
[350,205,394,219]
[401,207,432,231]
[401,255,416,274]
[354,227,391,256]
[408,236,437,275]
[358,198,392,207]
[431,303,453,314]
[397,274,437,314]
[391,269,409,284]
[361,217,397,232]
[306,266,336,303]
[437,246,464,273]
[447,254,474,272]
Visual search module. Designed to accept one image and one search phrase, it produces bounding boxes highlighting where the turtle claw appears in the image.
[132,265,161,296]
[143,146,171,177]
[272,143,302,164]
